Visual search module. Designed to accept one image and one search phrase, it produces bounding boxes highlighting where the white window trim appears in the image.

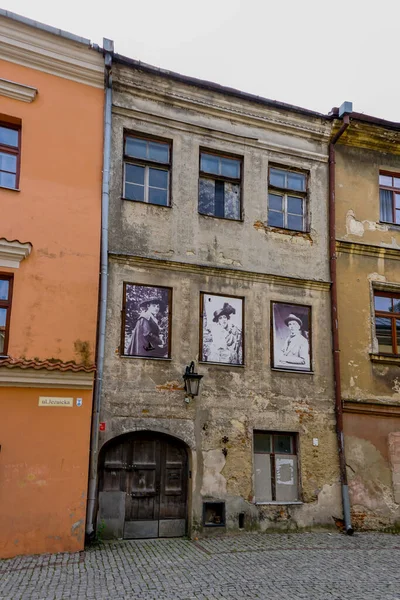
[124,162,170,206]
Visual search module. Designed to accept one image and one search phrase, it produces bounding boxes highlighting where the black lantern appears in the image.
[183,361,203,398]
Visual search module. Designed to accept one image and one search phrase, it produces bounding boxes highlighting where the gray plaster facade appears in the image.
[98,60,341,537]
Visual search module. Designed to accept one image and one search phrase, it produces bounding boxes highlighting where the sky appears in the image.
[3,0,400,121]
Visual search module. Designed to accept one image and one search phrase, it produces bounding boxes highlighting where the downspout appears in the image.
[86,38,114,539]
[328,105,353,535]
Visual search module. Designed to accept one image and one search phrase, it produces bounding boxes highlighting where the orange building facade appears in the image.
[0,12,104,558]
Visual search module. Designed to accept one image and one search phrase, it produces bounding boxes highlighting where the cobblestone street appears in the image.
[1,532,400,600]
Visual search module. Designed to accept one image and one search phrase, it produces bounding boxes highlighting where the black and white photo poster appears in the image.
[200,293,243,365]
[123,284,172,358]
[272,302,311,371]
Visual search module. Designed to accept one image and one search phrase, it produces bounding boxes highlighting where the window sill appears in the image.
[199,212,243,223]
[199,361,245,368]
[262,225,312,239]
[370,353,400,366]
[379,221,400,230]
[255,501,303,506]
[121,197,171,208]
[120,354,172,361]
[0,186,20,192]
[271,367,314,375]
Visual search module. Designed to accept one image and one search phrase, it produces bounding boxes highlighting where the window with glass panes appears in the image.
[253,431,299,503]
[0,275,13,355]
[198,151,242,220]
[374,291,400,355]
[268,167,307,231]
[379,172,400,224]
[0,124,20,190]
[123,135,171,206]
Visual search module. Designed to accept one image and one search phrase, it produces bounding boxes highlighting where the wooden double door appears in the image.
[100,432,188,539]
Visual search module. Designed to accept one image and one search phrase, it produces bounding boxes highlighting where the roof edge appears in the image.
[113,52,328,121]
[0,8,92,46]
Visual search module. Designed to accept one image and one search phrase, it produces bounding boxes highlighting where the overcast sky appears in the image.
[4,0,399,121]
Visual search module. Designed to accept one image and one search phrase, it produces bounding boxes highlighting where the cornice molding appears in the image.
[114,67,332,144]
[0,17,103,88]
[336,240,400,260]
[0,367,94,389]
[109,252,331,291]
[113,105,328,164]
[344,400,400,418]
[0,238,32,268]
[335,121,400,156]
[0,77,37,102]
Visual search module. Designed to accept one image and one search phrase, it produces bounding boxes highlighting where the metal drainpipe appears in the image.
[85,39,114,540]
[329,111,354,535]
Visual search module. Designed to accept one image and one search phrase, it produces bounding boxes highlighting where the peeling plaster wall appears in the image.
[100,259,340,533]
[336,143,400,529]
[100,64,341,535]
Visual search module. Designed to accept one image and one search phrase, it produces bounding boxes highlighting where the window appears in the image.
[268,167,307,231]
[253,431,299,503]
[374,291,400,355]
[379,172,400,224]
[0,123,20,190]
[0,275,13,355]
[198,151,241,220]
[123,135,171,206]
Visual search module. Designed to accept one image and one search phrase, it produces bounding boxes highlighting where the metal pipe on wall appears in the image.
[328,109,354,535]
[85,39,114,539]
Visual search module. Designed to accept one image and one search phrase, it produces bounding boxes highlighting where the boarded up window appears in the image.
[254,431,299,502]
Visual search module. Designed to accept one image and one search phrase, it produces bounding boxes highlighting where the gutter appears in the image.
[85,38,114,540]
[328,101,354,535]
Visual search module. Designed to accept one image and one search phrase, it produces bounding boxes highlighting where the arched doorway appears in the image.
[98,431,189,539]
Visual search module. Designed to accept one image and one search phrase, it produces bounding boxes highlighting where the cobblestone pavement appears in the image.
[1,532,400,600]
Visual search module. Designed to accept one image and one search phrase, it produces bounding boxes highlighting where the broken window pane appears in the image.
[199,178,215,215]
[275,454,298,502]
[224,182,240,219]
[274,435,292,454]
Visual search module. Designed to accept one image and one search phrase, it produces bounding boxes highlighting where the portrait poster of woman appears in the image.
[123,283,172,358]
[200,293,244,365]
[271,302,311,372]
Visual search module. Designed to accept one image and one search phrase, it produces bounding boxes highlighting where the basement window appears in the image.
[253,431,299,503]
[203,502,225,527]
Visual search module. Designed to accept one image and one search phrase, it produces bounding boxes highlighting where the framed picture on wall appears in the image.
[122,283,172,359]
[200,293,244,365]
[271,302,312,372]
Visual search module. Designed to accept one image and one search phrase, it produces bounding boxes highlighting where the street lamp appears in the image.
[183,361,203,402]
